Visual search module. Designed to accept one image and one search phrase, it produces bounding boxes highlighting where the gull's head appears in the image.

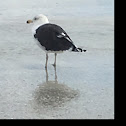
[27,14,49,25]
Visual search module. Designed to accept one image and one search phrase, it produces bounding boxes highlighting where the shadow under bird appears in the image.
[27,14,86,68]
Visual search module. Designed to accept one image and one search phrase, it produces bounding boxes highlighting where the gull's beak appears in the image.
[26,20,33,24]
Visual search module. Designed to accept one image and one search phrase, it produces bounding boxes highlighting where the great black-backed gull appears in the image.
[27,14,86,68]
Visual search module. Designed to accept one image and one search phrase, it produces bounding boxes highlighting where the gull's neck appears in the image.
[32,19,49,34]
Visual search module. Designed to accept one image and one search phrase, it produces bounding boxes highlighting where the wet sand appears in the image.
[0,0,114,119]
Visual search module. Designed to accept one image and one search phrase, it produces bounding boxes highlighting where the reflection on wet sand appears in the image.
[34,67,79,108]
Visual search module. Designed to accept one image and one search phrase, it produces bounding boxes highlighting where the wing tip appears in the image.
[76,47,87,52]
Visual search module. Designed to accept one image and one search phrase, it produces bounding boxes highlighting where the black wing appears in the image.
[34,23,77,51]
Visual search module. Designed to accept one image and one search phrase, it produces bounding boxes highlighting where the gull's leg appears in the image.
[45,53,48,69]
[52,53,57,67]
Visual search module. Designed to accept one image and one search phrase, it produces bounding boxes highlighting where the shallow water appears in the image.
[0,0,114,119]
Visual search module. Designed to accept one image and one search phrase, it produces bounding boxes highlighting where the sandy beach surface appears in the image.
[0,0,114,119]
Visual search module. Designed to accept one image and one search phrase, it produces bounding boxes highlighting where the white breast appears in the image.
[32,25,41,35]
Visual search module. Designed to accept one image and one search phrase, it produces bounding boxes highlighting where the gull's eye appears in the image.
[34,17,38,20]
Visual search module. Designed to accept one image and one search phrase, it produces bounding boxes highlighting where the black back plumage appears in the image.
[34,23,77,51]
